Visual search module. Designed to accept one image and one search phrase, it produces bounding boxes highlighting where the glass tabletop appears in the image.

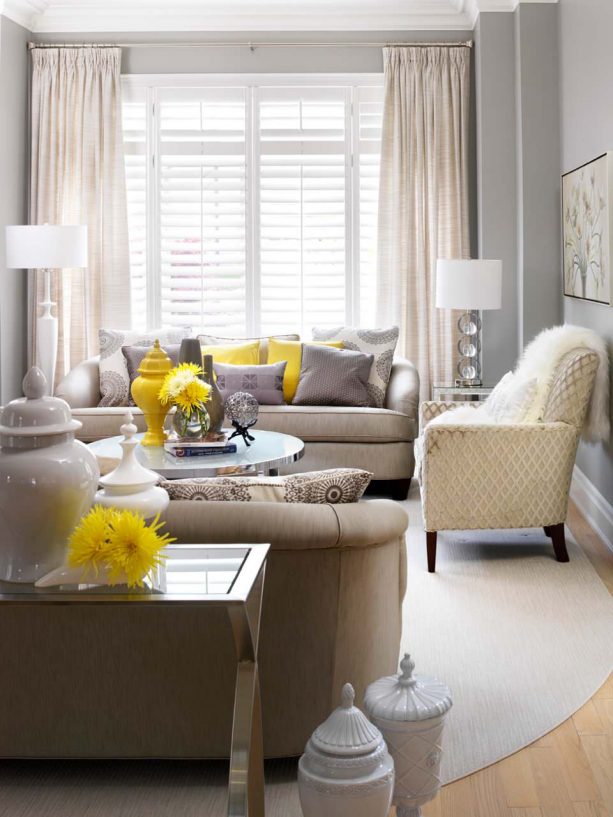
[88,429,305,478]
[0,544,269,605]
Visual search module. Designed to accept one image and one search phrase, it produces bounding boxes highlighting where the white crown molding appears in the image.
[2,0,558,33]
[0,0,48,30]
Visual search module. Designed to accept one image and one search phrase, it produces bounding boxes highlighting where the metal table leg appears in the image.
[227,569,266,817]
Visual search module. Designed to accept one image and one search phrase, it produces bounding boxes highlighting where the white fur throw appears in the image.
[515,324,610,442]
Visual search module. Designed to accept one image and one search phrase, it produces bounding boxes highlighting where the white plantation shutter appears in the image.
[122,77,383,335]
[258,87,348,336]
[158,88,248,334]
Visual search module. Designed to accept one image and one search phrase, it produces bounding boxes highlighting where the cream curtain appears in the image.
[376,46,471,401]
[30,47,130,384]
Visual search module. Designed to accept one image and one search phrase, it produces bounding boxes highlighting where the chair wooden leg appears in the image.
[550,523,569,563]
[427,531,437,573]
[544,526,552,538]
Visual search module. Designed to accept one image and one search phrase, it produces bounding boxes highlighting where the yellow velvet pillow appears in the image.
[267,338,344,402]
[201,340,260,366]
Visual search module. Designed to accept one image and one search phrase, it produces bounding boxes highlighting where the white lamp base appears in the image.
[36,269,58,396]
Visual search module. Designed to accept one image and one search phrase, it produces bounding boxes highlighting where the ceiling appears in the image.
[0,0,557,33]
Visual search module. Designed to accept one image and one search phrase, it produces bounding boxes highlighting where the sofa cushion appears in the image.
[197,333,300,365]
[201,340,260,366]
[312,325,399,408]
[267,338,344,402]
[213,361,287,405]
[160,468,372,504]
[254,405,415,442]
[294,345,373,408]
[98,328,188,408]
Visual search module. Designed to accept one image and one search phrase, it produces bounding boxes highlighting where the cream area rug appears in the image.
[400,482,613,783]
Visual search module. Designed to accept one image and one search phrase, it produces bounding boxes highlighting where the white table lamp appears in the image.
[436,259,502,386]
[5,224,88,394]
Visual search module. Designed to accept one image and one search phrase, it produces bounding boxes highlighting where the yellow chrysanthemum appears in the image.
[67,505,116,574]
[158,363,211,413]
[106,511,175,588]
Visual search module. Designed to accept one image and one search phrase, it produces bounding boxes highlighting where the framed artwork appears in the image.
[562,152,613,305]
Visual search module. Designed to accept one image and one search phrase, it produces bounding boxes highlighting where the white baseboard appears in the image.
[570,466,613,553]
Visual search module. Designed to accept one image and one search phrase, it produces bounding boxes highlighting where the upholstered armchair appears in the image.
[416,348,601,572]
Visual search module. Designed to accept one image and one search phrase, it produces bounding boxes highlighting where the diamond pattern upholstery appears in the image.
[417,347,599,533]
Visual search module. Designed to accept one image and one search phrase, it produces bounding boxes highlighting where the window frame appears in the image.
[121,72,384,335]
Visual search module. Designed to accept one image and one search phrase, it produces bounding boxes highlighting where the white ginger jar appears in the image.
[364,654,452,817]
[298,683,394,817]
[0,367,99,582]
[94,410,169,519]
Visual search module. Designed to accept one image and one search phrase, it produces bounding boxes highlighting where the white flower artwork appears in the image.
[562,152,613,305]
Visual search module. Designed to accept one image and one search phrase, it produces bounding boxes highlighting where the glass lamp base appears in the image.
[456,310,482,387]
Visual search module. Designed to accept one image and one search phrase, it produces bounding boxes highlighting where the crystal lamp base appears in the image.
[456,309,482,386]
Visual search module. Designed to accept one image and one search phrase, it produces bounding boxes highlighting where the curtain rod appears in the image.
[28,40,472,50]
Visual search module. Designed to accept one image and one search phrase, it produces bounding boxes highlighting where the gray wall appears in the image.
[559,0,613,502]
[0,15,29,403]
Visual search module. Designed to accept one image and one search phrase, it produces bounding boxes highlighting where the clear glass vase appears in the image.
[172,404,211,441]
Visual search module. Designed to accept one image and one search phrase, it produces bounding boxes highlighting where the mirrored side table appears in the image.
[432,383,494,403]
[0,543,269,817]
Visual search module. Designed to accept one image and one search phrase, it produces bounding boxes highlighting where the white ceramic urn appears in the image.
[0,367,99,582]
[298,683,394,817]
[364,654,452,817]
[94,410,169,519]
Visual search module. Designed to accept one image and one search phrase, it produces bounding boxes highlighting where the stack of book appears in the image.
[164,431,237,458]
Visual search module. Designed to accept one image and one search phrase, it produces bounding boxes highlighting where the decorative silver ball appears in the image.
[225,391,259,429]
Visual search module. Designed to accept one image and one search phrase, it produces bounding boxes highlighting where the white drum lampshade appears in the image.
[6,225,88,270]
[435,259,502,386]
[5,224,88,395]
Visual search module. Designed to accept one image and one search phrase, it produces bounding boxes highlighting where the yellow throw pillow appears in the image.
[201,340,260,366]
[268,338,344,402]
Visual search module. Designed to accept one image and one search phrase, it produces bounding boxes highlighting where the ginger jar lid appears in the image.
[0,367,81,442]
[137,339,173,375]
[364,654,453,723]
[311,683,383,757]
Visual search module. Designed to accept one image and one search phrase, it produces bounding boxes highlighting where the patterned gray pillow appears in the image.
[213,361,287,405]
[311,325,399,407]
[293,345,373,407]
[98,328,189,407]
[122,344,181,406]
[161,468,372,504]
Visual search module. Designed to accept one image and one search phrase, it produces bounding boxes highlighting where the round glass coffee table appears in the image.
[89,429,305,480]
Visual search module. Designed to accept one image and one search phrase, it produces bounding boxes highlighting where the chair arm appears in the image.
[420,422,580,531]
[55,356,101,408]
[419,400,479,429]
[386,357,420,431]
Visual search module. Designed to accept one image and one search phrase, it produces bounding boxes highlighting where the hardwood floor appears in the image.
[392,500,613,817]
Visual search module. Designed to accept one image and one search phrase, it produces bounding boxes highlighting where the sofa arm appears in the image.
[55,357,101,408]
[386,357,420,430]
[419,399,478,429]
[421,422,579,531]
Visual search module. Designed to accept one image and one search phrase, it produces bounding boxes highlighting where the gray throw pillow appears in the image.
[213,361,287,405]
[122,344,181,406]
[293,344,373,407]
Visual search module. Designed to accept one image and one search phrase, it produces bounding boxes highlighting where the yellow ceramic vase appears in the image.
[130,340,173,447]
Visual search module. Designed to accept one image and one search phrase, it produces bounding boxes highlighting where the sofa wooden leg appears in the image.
[544,526,552,537]
[427,531,437,573]
[550,523,569,563]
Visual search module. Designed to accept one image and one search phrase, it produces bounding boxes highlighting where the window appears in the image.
[122,75,383,336]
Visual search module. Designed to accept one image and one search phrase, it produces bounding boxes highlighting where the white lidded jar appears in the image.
[0,367,99,582]
[94,410,169,519]
[364,654,452,817]
[298,683,394,817]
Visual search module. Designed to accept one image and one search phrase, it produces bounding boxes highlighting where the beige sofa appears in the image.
[0,499,408,759]
[56,355,420,497]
